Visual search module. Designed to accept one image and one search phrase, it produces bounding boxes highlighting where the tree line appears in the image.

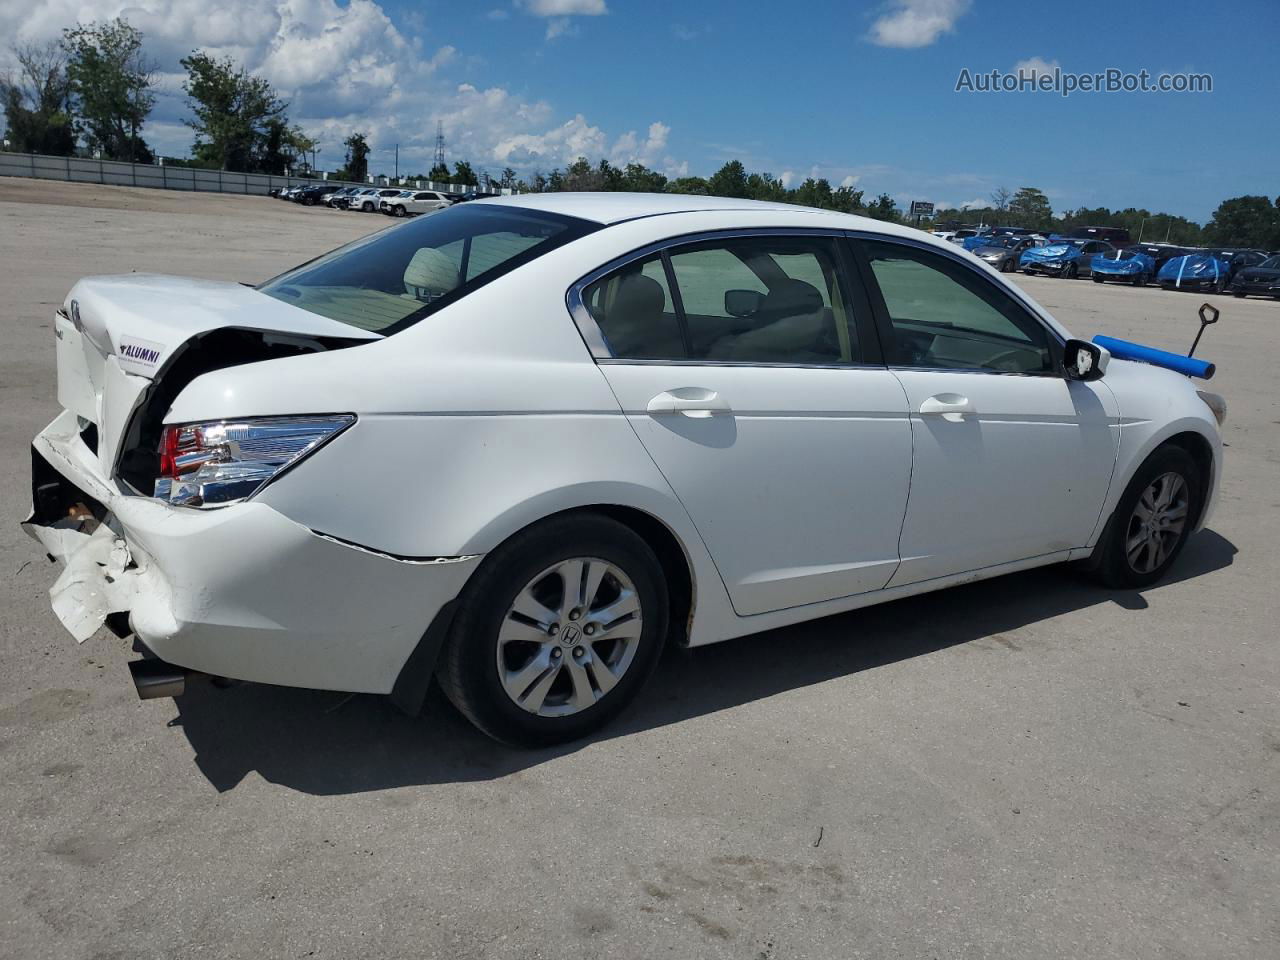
[3,17,1276,247]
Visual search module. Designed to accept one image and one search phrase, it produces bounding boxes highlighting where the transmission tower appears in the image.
[433,121,446,167]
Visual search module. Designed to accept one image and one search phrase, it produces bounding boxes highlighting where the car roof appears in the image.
[471,191,897,228]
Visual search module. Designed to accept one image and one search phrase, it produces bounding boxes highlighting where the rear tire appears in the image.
[1092,274,1104,283]
[1088,445,1203,590]
[1233,290,1245,298]
[437,514,669,747]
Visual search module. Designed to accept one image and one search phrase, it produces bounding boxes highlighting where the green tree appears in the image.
[260,119,314,175]
[621,162,667,192]
[452,159,476,187]
[745,172,787,202]
[343,133,369,182]
[499,166,518,188]
[428,161,451,183]
[561,157,598,190]
[666,176,709,195]
[1204,195,1280,249]
[707,159,750,198]
[62,19,154,161]
[863,193,900,222]
[181,52,285,171]
[1,41,75,155]
[1007,186,1053,230]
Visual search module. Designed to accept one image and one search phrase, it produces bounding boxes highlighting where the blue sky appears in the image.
[4,0,1276,222]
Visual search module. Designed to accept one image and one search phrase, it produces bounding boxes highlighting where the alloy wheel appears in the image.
[1124,471,1189,574]
[496,558,643,717]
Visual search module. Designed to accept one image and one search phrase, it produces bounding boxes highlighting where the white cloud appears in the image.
[869,0,970,49]
[1013,56,1060,80]
[780,170,795,188]
[543,17,576,40]
[0,0,679,178]
[840,174,860,188]
[520,0,607,14]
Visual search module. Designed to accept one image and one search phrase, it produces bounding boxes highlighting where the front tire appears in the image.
[1089,445,1203,589]
[438,514,668,747]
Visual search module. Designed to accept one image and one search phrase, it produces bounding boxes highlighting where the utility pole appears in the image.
[394,143,399,180]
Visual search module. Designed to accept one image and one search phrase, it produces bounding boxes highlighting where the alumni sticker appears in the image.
[117,335,165,374]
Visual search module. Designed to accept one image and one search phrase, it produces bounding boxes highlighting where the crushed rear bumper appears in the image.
[23,409,480,694]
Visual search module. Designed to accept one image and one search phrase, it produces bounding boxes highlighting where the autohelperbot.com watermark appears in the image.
[955,67,1212,98]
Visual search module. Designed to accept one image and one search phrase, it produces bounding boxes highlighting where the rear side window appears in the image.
[260,205,598,334]
[583,235,861,365]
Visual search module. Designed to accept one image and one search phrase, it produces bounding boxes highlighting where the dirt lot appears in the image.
[1,178,1277,960]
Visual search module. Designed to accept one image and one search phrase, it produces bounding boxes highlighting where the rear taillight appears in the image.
[154,415,354,508]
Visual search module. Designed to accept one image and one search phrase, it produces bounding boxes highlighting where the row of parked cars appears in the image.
[936,225,1280,299]
[269,182,501,217]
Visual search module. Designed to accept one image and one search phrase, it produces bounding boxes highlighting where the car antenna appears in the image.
[1189,303,1218,358]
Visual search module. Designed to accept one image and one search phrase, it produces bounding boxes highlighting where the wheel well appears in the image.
[562,505,694,648]
[1161,431,1214,526]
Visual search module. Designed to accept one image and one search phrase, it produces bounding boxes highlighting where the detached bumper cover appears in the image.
[23,410,479,694]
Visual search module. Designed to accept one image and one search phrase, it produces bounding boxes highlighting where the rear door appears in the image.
[572,231,913,617]
[853,236,1119,586]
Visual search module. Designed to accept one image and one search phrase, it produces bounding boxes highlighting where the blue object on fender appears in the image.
[1092,335,1216,380]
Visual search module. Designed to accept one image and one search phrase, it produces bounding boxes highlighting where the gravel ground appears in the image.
[1,178,1277,960]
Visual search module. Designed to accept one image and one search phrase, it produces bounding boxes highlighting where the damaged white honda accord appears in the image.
[25,193,1225,746]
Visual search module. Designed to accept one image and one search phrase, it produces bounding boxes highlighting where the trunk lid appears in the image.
[56,274,380,482]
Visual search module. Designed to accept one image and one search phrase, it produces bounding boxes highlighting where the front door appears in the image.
[578,232,914,616]
[855,237,1120,586]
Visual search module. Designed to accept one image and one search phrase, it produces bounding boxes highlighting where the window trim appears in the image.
[846,232,1067,378]
[566,227,885,368]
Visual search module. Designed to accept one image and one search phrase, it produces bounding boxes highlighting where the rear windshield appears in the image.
[259,204,597,334]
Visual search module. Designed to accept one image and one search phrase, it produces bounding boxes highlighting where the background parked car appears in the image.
[1091,247,1157,285]
[961,227,1033,251]
[1067,225,1132,245]
[361,188,404,212]
[971,234,1036,272]
[293,184,335,206]
[382,190,454,217]
[1158,248,1268,292]
[1020,238,1114,278]
[1229,254,1280,299]
[340,187,380,210]
[325,186,360,208]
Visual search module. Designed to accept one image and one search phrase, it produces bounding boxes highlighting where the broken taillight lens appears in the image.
[154,415,354,507]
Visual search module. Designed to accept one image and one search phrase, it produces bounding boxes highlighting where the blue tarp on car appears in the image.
[1157,254,1228,287]
[1092,249,1155,277]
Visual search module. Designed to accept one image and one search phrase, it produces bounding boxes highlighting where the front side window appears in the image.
[260,205,597,334]
[862,240,1055,374]
[583,235,860,364]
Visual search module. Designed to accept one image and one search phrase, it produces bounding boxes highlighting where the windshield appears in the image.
[1261,256,1280,269]
[259,204,598,334]
[982,236,1022,248]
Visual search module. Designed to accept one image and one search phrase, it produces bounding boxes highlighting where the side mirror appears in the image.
[1063,338,1109,381]
[725,289,764,318]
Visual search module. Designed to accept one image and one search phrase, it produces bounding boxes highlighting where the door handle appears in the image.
[647,388,731,419]
[919,393,974,422]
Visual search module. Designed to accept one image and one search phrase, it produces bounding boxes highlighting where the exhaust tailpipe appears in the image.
[129,658,189,699]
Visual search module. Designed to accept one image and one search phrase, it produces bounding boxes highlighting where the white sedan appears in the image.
[24,194,1224,746]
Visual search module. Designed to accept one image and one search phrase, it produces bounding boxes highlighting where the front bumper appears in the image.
[23,410,480,694]
[1021,260,1069,274]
